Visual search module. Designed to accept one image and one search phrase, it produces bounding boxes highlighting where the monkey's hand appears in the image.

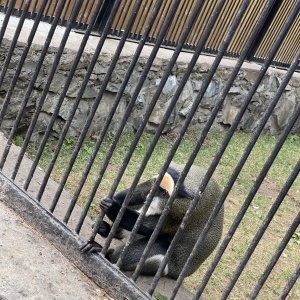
[100,197,114,213]
[100,197,154,236]
[100,197,121,222]
[92,220,111,237]
[80,240,103,254]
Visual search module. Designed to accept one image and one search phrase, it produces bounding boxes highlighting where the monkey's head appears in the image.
[113,171,175,215]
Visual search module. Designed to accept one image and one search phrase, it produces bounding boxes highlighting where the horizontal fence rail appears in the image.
[0,0,299,299]
[0,0,299,69]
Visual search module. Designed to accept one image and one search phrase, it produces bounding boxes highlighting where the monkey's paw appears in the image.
[100,197,113,213]
[80,240,103,254]
[92,220,111,237]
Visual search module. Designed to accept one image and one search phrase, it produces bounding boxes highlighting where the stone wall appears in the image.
[0,16,299,140]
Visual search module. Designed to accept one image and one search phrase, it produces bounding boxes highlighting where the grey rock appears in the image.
[49,73,67,93]
[162,75,177,95]
[0,20,299,141]
[204,80,218,98]
[222,105,239,125]
[273,92,296,130]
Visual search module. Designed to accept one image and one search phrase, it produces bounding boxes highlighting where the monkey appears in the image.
[85,161,224,279]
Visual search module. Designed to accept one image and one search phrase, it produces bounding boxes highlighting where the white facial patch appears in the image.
[145,196,162,216]
[136,196,162,216]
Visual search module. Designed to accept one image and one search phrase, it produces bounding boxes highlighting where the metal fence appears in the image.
[0,0,299,299]
[1,0,300,69]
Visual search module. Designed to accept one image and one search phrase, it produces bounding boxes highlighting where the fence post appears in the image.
[246,0,283,61]
[97,0,115,32]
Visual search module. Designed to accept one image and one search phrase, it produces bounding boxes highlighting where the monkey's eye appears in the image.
[161,189,168,197]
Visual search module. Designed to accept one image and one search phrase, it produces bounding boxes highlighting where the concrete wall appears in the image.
[1,15,299,141]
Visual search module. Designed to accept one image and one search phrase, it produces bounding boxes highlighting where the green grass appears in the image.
[17,130,300,300]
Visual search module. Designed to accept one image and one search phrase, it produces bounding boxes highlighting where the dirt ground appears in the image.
[0,200,112,300]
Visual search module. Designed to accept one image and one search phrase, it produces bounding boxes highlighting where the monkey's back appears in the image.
[167,162,224,278]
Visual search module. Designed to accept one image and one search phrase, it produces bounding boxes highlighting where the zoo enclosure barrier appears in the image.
[0,0,300,70]
[0,0,299,299]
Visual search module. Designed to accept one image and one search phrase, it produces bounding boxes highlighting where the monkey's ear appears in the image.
[159,172,175,196]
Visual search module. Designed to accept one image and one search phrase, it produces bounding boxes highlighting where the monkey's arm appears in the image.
[92,220,111,237]
[101,198,154,237]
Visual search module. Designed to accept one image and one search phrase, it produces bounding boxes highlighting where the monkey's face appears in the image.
[113,173,174,216]
[113,179,155,211]
[142,186,169,216]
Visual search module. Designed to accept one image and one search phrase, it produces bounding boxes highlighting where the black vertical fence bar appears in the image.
[147,0,282,292]
[16,0,25,15]
[165,0,190,47]
[99,0,227,259]
[0,0,31,95]
[118,2,133,35]
[22,0,104,192]
[79,0,185,241]
[166,2,300,298]
[0,0,49,171]
[102,0,253,282]
[279,263,300,300]
[223,158,300,299]
[74,0,89,28]
[249,209,300,298]
[139,0,266,292]
[129,0,155,39]
[191,2,216,48]
[110,0,125,35]
[43,0,59,23]
[0,0,17,46]
[34,0,122,203]
[48,0,143,213]
[80,0,97,28]
[97,0,115,32]
[60,0,73,24]
[29,0,38,18]
[121,0,244,284]
[1,0,67,176]
[76,0,206,235]
[66,0,166,228]
[69,0,166,226]
[149,0,171,42]
[128,1,146,39]
[194,52,300,298]
[246,0,283,61]
[197,28,299,300]
[82,1,98,28]
[99,0,211,258]
[10,0,83,181]
[149,2,282,290]
[42,0,54,22]
[195,103,300,300]
[1,0,9,11]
